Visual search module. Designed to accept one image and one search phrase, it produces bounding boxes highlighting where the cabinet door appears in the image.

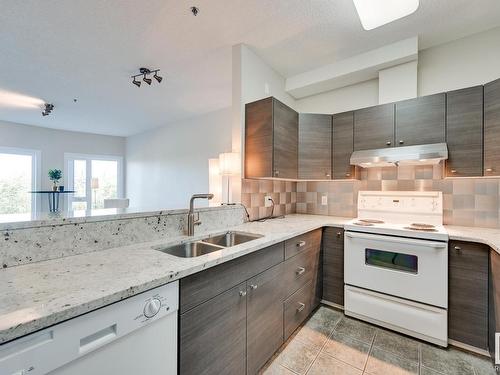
[333,112,356,179]
[395,93,445,147]
[323,227,344,306]
[354,104,394,151]
[180,283,247,375]
[245,97,273,178]
[180,243,284,313]
[446,86,483,177]
[449,241,489,350]
[489,249,500,358]
[484,78,500,176]
[273,98,298,179]
[298,113,332,179]
[247,263,285,375]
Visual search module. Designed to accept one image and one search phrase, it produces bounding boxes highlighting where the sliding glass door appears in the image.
[65,154,123,211]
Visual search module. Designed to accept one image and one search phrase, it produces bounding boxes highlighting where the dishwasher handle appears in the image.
[345,231,447,249]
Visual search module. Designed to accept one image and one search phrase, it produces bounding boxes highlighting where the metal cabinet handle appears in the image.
[345,173,351,177]
[249,284,258,290]
[296,241,306,248]
[297,303,306,312]
[274,170,280,176]
[325,173,331,177]
[386,141,391,146]
[486,168,493,173]
[454,246,461,252]
[399,140,404,145]
[336,232,342,238]
[450,169,457,174]
[239,290,247,297]
[296,267,306,275]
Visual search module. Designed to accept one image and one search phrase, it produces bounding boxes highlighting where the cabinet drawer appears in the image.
[283,245,320,298]
[284,280,315,339]
[180,242,284,313]
[285,229,321,259]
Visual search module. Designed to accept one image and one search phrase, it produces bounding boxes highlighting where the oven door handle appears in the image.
[345,231,447,248]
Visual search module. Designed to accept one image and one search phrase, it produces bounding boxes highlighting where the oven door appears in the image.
[344,231,448,308]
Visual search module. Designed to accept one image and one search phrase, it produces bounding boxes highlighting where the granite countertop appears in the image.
[1,214,499,345]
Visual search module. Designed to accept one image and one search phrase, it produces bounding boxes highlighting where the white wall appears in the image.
[379,61,418,104]
[126,108,232,209]
[418,26,500,95]
[295,79,379,114]
[295,26,500,114]
[0,120,125,191]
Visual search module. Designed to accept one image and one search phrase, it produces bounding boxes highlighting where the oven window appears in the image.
[365,249,418,274]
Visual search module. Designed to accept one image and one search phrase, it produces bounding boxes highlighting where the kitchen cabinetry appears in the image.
[446,86,483,177]
[484,78,500,176]
[245,97,298,179]
[490,249,500,359]
[395,93,446,147]
[246,263,285,375]
[180,283,247,375]
[298,113,332,179]
[353,103,395,151]
[180,231,321,375]
[449,241,489,350]
[322,227,344,307]
[333,111,356,179]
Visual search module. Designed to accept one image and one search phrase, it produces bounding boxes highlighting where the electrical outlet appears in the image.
[321,195,328,206]
[265,195,273,207]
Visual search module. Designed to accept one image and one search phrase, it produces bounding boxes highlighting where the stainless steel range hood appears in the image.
[350,143,448,168]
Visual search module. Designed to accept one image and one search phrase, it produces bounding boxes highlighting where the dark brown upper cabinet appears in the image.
[333,111,356,179]
[353,103,395,151]
[446,86,483,177]
[245,97,298,179]
[395,93,446,147]
[484,78,500,176]
[298,113,332,180]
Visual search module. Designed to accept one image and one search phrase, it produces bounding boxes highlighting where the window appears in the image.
[65,153,123,211]
[0,147,40,221]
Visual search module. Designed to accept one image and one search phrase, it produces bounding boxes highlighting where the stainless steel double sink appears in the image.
[153,231,263,258]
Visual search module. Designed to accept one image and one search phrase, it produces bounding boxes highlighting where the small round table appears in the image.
[30,191,75,212]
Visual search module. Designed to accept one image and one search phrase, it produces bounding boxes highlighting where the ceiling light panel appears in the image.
[353,0,419,30]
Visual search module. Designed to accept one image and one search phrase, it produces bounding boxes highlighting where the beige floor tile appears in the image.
[261,361,298,375]
[293,307,341,347]
[322,330,370,370]
[275,337,320,375]
[372,329,419,363]
[307,353,362,375]
[420,366,445,375]
[365,347,418,375]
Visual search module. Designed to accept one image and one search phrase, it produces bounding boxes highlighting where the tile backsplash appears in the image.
[243,163,500,228]
[241,179,296,221]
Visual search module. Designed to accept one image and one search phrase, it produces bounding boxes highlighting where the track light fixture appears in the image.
[42,103,54,116]
[131,67,163,88]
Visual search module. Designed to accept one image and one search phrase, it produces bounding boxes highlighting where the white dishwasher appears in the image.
[1,281,178,375]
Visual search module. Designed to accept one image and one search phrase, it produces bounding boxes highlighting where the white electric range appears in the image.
[344,191,449,347]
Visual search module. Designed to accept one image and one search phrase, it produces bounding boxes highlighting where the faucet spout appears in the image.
[187,194,214,236]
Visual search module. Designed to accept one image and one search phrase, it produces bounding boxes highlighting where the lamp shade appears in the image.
[218,152,240,176]
[91,177,100,189]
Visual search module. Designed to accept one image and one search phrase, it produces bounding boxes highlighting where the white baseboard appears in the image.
[448,339,491,358]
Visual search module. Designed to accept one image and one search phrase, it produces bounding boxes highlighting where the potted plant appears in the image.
[48,169,63,191]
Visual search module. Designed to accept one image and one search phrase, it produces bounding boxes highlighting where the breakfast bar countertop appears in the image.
[1,213,499,345]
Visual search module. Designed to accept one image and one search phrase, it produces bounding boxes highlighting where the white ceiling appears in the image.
[1,0,500,136]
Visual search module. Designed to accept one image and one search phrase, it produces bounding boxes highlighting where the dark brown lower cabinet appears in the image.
[247,263,285,375]
[284,280,316,340]
[489,249,500,358]
[322,227,344,306]
[449,241,489,350]
[179,283,247,375]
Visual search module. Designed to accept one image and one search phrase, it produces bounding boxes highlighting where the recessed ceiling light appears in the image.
[353,0,419,30]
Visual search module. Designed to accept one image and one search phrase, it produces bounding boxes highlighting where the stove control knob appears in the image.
[144,298,162,318]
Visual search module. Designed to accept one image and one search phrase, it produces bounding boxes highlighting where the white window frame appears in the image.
[64,153,124,211]
[0,146,41,217]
